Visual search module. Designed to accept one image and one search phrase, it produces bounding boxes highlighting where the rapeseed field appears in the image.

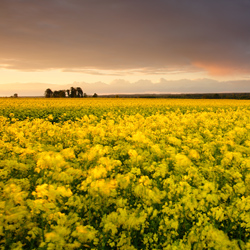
[1,98,250,249]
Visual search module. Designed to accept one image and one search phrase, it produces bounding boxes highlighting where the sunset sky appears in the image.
[1,0,250,96]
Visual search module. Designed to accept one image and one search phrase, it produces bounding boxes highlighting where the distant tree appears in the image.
[45,87,86,98]
[45,88,53,98]
[70,87,76,98]
[76,87,83,97]
[53,90,60,98]
[58,90,66,98]
[93,93,98,98]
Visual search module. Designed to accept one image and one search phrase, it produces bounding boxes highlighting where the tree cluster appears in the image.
[45,87,86,98]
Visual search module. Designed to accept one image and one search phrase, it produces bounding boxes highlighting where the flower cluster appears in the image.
[1,98,250,249]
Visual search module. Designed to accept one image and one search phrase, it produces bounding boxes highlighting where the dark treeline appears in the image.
[100,93,250,99]
[45,87,98,98]
[45,87,84,98]
[45,88,250,99]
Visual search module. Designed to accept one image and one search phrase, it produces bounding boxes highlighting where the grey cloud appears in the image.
[0,0,250,75]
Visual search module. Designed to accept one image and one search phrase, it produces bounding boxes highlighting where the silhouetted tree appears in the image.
[93,93,98,98]
[70,87,76,98]
[45,87,88,98]
[76,87,83,97]
[53,90,60,97]
[45,88,53,98]
[58,90,66,98]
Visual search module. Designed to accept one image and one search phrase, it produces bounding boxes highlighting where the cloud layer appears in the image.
[1,0,250,77]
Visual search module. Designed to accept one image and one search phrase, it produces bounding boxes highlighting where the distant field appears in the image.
[1,98,250,249]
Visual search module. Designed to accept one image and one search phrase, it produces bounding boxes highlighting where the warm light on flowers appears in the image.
[1,98,250,249]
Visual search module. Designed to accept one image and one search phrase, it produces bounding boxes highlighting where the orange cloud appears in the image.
[193,61,249,77]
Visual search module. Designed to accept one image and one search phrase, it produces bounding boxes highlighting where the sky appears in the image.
[1,0,250,96]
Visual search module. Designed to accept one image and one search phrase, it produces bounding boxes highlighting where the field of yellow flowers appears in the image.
[1,98,250,249]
